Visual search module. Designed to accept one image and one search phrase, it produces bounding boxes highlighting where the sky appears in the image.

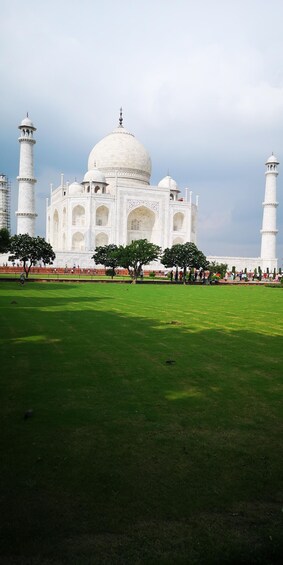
[1,0,283,264]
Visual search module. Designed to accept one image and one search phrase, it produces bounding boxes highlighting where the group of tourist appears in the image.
[167,268,212,283]
[226,271,282,282]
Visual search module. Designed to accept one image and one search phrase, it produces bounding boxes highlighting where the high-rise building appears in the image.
[0,174,10,231]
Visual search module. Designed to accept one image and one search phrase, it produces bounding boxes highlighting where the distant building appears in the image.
[0,173,10,231]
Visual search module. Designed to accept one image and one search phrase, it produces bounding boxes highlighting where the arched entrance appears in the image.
[96,205,109,226]
[95,232,108,247]
[72,232,85,251]
[72,205,85,227]
[53,210,59,248]
[127,206,155,243]
[173,212,184,231]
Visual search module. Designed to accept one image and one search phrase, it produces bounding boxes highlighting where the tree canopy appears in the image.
[92,244,121,278]
[162,242,208,282]
[9,234,56,278]
[208,261,228,279]
[118,239,161,280]
[0,228,10,253]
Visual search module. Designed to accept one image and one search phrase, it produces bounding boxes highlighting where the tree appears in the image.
[208,261,228,279]
[161,245,181,281]
[92,244,121,279]
[0,228,10,253]
[161,242,209,283]
[118,239,161,281]
[161,246,180,270]
[9,234,55,278]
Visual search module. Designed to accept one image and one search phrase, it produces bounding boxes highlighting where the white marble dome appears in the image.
[266,154,279,165]
[158,175,179,191]
[68,181,83,195]
[20,116,35,129]
[83,168,107,184]
[88,123,152,185]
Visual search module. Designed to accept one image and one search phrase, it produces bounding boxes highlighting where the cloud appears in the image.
[1,0,283,263]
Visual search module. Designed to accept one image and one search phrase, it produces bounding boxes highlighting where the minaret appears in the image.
[16,114,37,235]
[260,153,279,270]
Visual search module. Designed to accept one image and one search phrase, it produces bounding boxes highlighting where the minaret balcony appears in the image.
[18,136,36,144]
[17,176,37,183]
[16,212,38,218]
[261,201,278,207]
[260,229,278,235]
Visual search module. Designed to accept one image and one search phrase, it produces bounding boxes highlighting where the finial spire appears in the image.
[27,112,29,118]
[119,107,123,127]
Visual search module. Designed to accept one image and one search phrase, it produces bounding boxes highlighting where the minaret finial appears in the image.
[27,112,29,118]
[119,107,123,127]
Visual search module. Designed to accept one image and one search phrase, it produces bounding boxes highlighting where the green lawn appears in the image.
[0,283,282,564]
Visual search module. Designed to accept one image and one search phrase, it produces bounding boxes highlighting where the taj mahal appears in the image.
[46,109,199,270]
[13,111,280,271]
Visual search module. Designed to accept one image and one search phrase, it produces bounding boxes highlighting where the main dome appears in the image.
[88,117,152,186]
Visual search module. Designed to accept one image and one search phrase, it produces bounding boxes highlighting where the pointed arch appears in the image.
[173,212,184,231]
[72,205,85,227]
[127,206,156,244]
[53,209,59,248]
[95,232,108,247]
[62,207,67,227]
[172,237,184,245]
[72,232,85,251]
[96,205,109,226]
